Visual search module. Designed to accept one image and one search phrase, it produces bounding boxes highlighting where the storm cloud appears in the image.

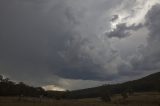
[0,0,160,90]
[131,4,160,72]
[106,23,143,38]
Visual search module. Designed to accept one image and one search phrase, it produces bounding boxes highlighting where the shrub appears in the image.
[121,92,128,99]
[100,90,111,102]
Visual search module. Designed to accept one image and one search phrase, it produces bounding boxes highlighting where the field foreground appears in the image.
[0,92,160,106]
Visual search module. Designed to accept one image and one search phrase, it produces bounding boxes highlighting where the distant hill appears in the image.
[66,72,160,99]
[0,72,160,99]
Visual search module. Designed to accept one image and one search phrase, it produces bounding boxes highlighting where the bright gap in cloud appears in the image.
[42,85,66,91]
[110,0,160,31]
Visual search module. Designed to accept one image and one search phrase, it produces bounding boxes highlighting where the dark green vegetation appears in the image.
[0,75,45,97]
[0,72,160,100]
[66,72,160,99]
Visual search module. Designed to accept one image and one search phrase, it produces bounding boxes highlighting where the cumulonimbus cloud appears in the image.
[0,0,160,90]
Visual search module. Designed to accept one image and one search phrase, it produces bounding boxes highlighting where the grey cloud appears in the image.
[111,15,119,22]
[0,0,74,84]
[1,0,160,90]
[52,1,160,84]
[104,3,160,78]
[0,0,99,87]
[0,0,120,84]
[48,35,118,80]
[40,0,125,81]
[129,4,160,73]
[106,23,143,38]
[145,4,160,39]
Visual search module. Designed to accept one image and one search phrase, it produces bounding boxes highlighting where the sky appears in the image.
[0,0,160,90]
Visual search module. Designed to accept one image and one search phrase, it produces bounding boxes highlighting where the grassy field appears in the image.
[0,92,160,106]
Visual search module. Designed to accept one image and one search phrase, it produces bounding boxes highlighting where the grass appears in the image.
[0,92,160,106]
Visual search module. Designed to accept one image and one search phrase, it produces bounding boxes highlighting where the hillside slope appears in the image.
[67,72,160,99]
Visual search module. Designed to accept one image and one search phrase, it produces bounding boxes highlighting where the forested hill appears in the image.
[66,72,160,99]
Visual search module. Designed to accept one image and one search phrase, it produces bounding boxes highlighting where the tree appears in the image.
[100,93,111,102]
[100,88,111,102]
[121,92,128,99]
[0,75,3,82]
[128,88,134,95]
[3,78,10,83]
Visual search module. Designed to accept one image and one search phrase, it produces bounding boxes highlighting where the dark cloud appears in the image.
[106,23,143,38]
[145,4,160,39]
[0,0,74,83]
[48,35,118,80]
[125,4,160,75]
[111,15,119,22]
[0,0,160,90]
[0,0,118,83]
[104,3,160,78]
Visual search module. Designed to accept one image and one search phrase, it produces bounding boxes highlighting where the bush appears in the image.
[100,94,111,102]
[100,90,111,102]
[121,92,128,99]
[128,88,134,95]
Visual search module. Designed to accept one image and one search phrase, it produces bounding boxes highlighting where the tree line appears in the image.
[0,75,45,97]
